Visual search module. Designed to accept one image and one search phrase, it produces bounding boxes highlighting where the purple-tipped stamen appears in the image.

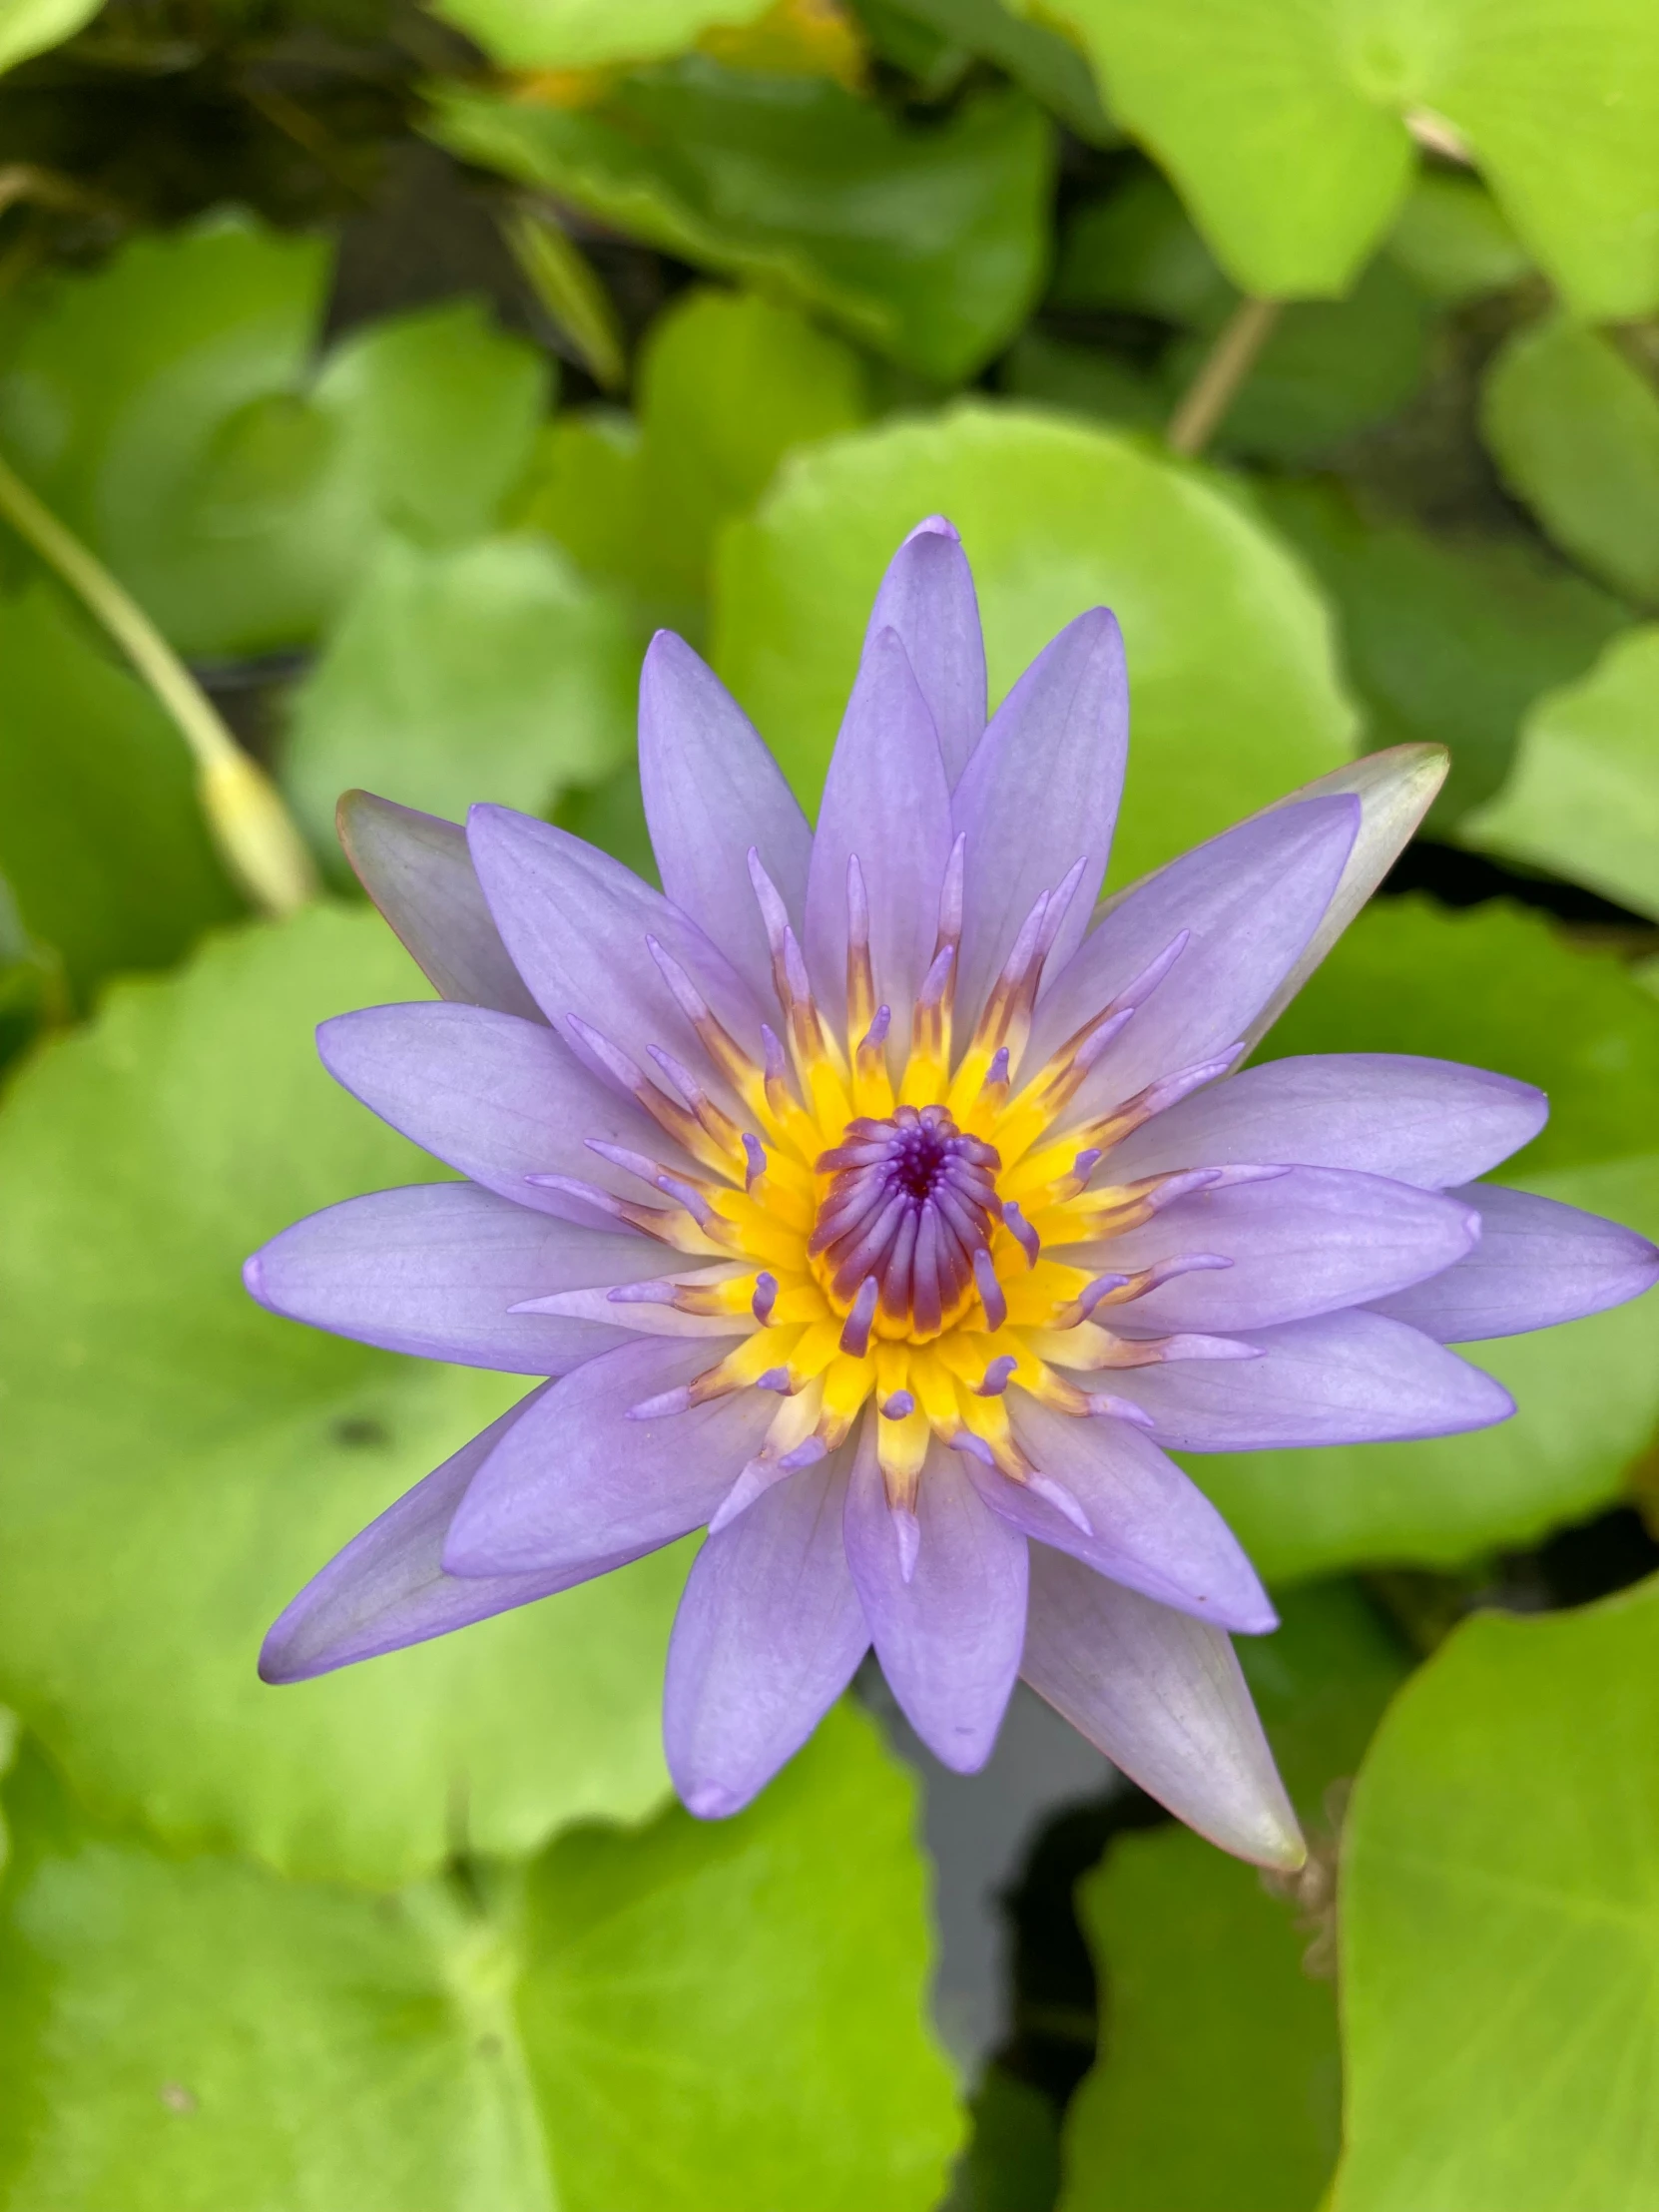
[751,1270,778,1324]
[917,943,954,1009]
[972,1246,1007,1333]
[1052,1272,1134,1329]
[1002,1202,1040,1268]
[778,1434,829,1472]
[839,1275,879,1358]
[976,1354,1018,1396]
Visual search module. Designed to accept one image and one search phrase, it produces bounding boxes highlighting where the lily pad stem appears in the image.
[1166,295,1282,459]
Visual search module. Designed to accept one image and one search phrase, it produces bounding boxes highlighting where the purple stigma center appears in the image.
[811,1103,1001,1340]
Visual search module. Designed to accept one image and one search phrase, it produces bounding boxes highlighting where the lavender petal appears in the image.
[843,1426,1026,1773]
[335,790,544,1022]
[951,608,1128,1034]
[244,1183,679,1372]
[1242,743,1449,1048]
[862,517,987,787]
[1028,797,1359,1118]
[466,804,768,1086]
[1370,1182,1659,1342]
[638,631,814,1006]
[441,1335,775,1575]
[663,1453,868,1819]
[804,626,953,1040]
[1110,1308,1514,1448]
[259,1386,652,1682]
[1107,1052,1547,1191]
[979,1396,1275,1633]
[319,1001,702,1230]
[1021,1546,1304,1869]
[1078,1165,1480,1331]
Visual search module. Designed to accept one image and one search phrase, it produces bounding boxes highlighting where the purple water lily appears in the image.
[247,519,1658,1869]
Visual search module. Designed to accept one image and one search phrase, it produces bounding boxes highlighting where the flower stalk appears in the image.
[0,444,317,918]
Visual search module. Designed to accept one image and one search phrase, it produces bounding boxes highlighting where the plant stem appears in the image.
[1166,295,1282,459]
[0,445,317,918]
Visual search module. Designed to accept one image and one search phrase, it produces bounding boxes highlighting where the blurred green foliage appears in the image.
[427,65,1054,380]
[1470,627,1659,918]
[0,0,1655,2201]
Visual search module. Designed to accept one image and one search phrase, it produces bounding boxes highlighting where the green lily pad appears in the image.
[712,400,1357,883]
[0,215,549,658]
[939,2066,1062,2212]
[0,905,690,1887]
[1481,316,1659,608]
[1466,626,1659,920]
[1061,1825,1339,2212]
[1045,0,1659,317]
[425,66,1054,382]
[1337,1574,1659,2211]
[874,0,1113,143]
[0,584,243,1006]
[1253,480,1632,825]
[1049,169,1232,324]
[431,0,772,68]
[1383,172,1531,303]
[1059,1583,1405,2211]
[281,534,640,861]
[996,329,1166,430]
[518,283,869,634]
[0,1706,961,2209]
[1190,896,1659,1582]
[0,0,101,74]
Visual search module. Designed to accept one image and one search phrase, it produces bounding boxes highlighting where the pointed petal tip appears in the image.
[902,513,959,545]
[928,1729,999,1777]
[256,1627,300,1685]
[681,1780,749,1821]
[241,1252,266,1301]
[639,626,705,691]
[333,786,374,846]
[1248,1817,1309,1874]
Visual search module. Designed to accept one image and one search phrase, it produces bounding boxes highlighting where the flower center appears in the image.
[810,1105,1001,1343]
[586,842,1229,1521]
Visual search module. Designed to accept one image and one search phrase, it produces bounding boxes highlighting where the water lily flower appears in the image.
[247,519,1659,1869]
